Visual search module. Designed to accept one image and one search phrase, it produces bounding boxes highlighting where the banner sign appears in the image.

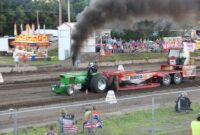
[163,37,183,50]
[182,65,196,77]
[15,34,48,43]
[183,42,196,52]
[11,41,49,47]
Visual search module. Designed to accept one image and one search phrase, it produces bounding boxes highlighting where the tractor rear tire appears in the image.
[172,73,182,84]
[160,74,171,86]
[90,75,108,93]
[65,86,75,96]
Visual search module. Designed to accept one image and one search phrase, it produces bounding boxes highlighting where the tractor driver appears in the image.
[87,62,98,75]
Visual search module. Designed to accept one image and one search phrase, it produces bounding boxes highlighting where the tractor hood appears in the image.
[59,71,88,86]
[60,71,88,78]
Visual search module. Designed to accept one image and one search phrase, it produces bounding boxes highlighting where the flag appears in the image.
[14,23,18,36]
[31,24,35,35]
[20,24,23,34]
[38,24,40,34]
[26,24,31,35]
[43,24,46,34]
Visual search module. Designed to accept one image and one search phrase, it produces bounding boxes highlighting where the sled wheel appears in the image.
[160,74,171,86]
[65,85,75,96]
[90,74,108,93]
[172,73,182,84]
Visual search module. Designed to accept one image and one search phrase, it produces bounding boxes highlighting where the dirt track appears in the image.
[1,63,200,133]
[0,77,200,110]
[0,63,200,110]
[1,81,200,133]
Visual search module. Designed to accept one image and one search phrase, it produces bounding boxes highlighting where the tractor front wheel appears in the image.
[65,86,75,96]
[90,75,108,93]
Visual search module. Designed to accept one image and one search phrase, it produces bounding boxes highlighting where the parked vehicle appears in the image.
[0,37,15,56]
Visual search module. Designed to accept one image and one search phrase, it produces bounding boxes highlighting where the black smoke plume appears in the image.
[71,0,200,64]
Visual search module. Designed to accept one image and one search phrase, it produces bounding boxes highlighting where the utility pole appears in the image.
[36,10,39,28]
[68,0,70,23]
[58,0,62,25]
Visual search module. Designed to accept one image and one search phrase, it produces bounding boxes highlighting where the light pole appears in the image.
[68,0,70,23]
[58,0,62,25]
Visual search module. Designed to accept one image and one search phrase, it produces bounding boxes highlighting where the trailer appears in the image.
[0,37,15,56]
[101,63,195,92]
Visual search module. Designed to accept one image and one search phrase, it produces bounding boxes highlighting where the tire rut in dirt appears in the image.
[1,79,200,110]
[0,79,58,90]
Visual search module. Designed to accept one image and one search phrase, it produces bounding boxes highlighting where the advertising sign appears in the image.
[182,65,196,77]
[183,42,196,52]
[15,34,48,42]
[11,34,49,47]
[163,37,183,50]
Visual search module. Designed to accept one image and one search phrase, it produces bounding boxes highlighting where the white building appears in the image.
[65,23,96,53]
[57,23,71,60]
[57,22,96,60]
[34,29,58,37]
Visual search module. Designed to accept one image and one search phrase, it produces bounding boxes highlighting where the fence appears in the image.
[1,87,200,135]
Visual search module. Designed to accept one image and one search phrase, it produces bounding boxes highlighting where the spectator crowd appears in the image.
[96,37,163,54]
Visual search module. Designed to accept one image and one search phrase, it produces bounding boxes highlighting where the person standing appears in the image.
[14,53,19,68]
[22,49,27,66]
[189,113,200,135]
[58,109,67,134]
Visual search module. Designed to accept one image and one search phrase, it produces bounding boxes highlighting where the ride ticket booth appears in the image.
[10,34,50,61]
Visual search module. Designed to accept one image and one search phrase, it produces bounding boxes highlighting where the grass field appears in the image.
[0,50,200,66]
[3,103,200,135]
[0,48,59,65]
[100,52,167,62]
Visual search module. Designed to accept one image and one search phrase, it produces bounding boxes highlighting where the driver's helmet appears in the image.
[88,62,95,68]
[88,62,98,73]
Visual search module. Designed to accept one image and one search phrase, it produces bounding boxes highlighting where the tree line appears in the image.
[0,0,182,40]
[0,0,90,36]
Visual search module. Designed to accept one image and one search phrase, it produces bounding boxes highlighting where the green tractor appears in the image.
[51,62,108,96]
